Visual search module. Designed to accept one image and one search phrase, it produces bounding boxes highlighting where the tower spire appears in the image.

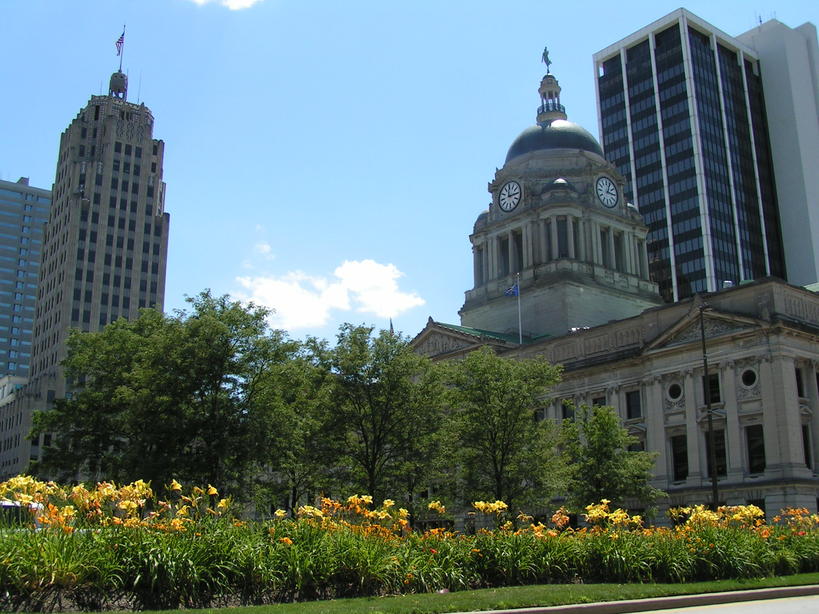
[536,47,567,126]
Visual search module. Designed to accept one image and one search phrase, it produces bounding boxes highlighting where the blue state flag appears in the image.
[504,283,519,297]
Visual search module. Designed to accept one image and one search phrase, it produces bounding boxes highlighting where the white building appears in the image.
[737,19,819,287]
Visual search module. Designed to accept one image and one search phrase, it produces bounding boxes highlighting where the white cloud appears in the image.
[235,259,425,330]
[186,0,266,10]
[254,242,275,259]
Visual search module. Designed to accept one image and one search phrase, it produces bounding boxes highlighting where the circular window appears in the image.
[667,383,683,401]
[741,369,757,388]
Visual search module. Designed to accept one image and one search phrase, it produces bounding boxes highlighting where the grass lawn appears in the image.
[146,572,819,614]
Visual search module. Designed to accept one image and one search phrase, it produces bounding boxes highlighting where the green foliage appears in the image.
[3,513,819,611]
[443,346,563,511]
[561,405,664,511]
[324,325,446,505]
[246,336,336,512]
[32,291,300,494]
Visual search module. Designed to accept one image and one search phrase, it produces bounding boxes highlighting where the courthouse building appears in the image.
[412,58,819,517]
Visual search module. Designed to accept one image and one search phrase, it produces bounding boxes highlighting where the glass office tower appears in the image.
[594,9,785,302]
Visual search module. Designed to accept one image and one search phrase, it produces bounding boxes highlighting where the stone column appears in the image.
[591,221,601,265]
[645,376,668,479]
[522,224,531,269]
[508,230,516,273]
[722,361,743,480]
[766,355,805,473]
[567,216,576,259]
[472,245,483,287]
[683,369,702,481]
[550,216,559,260]
[808,360,819,474]
[487,235,497,280]
[577,218,587,262]
[641,241,650,280]
[625,232,635,275]
[607,228,616,270]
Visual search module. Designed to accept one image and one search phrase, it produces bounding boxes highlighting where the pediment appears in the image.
[413,330,475,358]
[410,319,511,359]
[646,309,762,352]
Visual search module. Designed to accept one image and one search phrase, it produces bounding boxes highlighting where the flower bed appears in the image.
[1,477,818,612]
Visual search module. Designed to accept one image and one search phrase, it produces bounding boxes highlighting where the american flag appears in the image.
[115,31,125,56]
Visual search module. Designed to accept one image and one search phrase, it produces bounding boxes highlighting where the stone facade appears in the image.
[460,72,662,340]
[415,279,819,518]
[412,57,819,519]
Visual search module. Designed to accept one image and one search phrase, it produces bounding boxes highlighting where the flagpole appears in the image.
[118,25,126,72]
[516,272,522,345]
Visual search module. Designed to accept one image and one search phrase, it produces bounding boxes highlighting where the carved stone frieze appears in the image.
[665,318,749,347]
[413,333,471,358]
[664,397,685,411]
[783,295,819,326]
[737,382,760,400]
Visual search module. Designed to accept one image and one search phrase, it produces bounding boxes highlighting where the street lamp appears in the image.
[699,303,719,510]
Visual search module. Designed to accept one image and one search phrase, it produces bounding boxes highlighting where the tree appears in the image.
[561,404,664,511]
[443,346,563,512]
[324,324,445,504]
[248,336,337,512]
[33,291,298,494]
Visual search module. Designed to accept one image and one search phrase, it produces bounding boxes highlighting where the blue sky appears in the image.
[2,0,817,342]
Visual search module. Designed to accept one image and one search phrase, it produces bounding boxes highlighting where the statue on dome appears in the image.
[541,46,552,73]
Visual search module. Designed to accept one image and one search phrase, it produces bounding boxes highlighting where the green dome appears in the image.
[505,120,603,163]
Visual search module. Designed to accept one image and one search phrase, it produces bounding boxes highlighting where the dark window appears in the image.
[802,424,812,469]
[705,429,727,478]
[114,141,122,153]
[668,383,683,400]
[625,390,641,419]
[671,434,688,481]
[796,367,805,397]
[702,373,721,404]
[557,218,569,258]
[592,396,606,407]
[746,424,766,473]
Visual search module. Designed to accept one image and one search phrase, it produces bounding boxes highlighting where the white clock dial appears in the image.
[498,181,522,212]
[596,176,618,208]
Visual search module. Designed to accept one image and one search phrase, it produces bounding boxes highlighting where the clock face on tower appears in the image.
[595,176,618,208]
[498,181,522,212]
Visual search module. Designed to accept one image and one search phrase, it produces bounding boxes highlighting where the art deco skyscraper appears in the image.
[593,9,794,302]
[0,70,170,478]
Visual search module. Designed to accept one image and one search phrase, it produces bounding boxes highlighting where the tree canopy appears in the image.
[443,346,563,512]
[561,404,664,512]
[32,292,297,493]
[32,300,667,517]
[324,324,445,504]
